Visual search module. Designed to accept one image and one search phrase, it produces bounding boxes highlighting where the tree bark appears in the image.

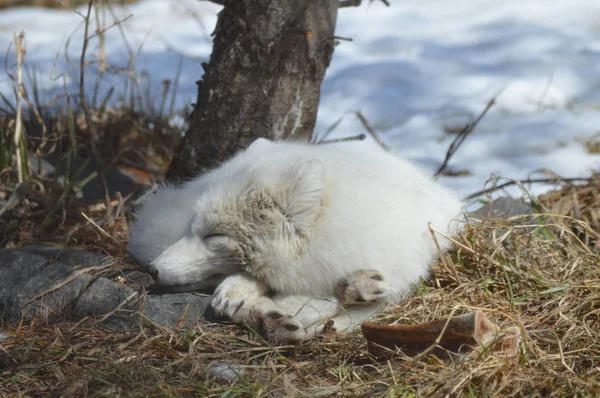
[166,0,339,183]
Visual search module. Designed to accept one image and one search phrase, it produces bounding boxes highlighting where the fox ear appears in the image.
[283,159,326,235]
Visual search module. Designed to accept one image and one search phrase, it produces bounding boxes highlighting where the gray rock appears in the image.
[0,246,210,330]
[207,362,244,383]
[472,197,534,219]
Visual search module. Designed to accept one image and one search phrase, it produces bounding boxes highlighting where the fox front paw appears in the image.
[206,273,308,345]
[208,273,269,322]
[336,270,391,305]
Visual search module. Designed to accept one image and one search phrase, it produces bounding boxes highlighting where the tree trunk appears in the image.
[166,0,339,183]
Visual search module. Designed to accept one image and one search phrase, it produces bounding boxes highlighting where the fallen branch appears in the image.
[435,98,495,177]
[361,310,520,360]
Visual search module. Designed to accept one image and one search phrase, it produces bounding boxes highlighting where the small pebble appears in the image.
[207,362,244,383]
[0,331,9,343]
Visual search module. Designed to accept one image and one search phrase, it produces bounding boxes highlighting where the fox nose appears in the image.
[147,264,159,279]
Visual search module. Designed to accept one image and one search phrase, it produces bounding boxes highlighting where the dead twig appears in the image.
[464,177,594,201]
[75,1,133,221]
[78,1,113,219]
[21,66,49,161]
[0,181,28,217]
[333,35,354,42]
[81,211,146,267]
[312,113,349,143]
[339,0,362,7]
[169,55,184,116]
[87,13,133,43]
[13,32,27,183]
[428,223,461,284]
[317,134,366,145]
[355,110,391,151]
[435,98,496,177]
[20,263,114,312]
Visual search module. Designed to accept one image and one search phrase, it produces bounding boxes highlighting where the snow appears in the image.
[1,0,599,205]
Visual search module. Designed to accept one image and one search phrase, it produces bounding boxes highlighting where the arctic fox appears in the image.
[129,138,463,344]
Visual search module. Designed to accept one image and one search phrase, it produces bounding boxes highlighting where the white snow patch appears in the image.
[0,0,598,202]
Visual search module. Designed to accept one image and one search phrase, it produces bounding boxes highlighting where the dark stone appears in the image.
[0,246,210,330]
[472,197,534,219]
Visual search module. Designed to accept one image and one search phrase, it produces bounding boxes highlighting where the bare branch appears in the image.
[313,112,350,143]
[356,110,391,151]
[435,98,496,177]
[340,0,388,8]
[333,35,353,41]
[87,13,133,42]
[78,1,112,218]
[464,177,594,201]
[317,134,366,145]
[339,0,362,7]
[50,0,86,17]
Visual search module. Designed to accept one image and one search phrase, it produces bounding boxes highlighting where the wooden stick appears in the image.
[361,310,519,359]
[471,326,521,359]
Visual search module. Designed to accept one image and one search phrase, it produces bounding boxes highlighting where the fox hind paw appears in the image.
[336,270,391,305]
[258,309,307,345]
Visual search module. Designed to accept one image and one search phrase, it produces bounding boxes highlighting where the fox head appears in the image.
[142,139,327,290]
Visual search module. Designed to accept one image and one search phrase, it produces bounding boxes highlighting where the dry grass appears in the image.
[0,104,181,253]
[1,2,599,397]
[0,0,184,252]
[1,178,599,397]
[538,173,600,251]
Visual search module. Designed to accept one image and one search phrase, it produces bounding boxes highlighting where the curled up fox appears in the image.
[129,138,464,344]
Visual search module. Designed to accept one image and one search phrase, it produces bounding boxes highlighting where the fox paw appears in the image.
[207,275,307,344]
[258,309,307,345]
[336,270,391,305]
[209,273,269,322]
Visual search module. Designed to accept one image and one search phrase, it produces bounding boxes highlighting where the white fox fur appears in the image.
[129,138,464,343]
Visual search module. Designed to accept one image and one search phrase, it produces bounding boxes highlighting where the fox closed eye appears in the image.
[204,234,232,251]
[204,234,226,240]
